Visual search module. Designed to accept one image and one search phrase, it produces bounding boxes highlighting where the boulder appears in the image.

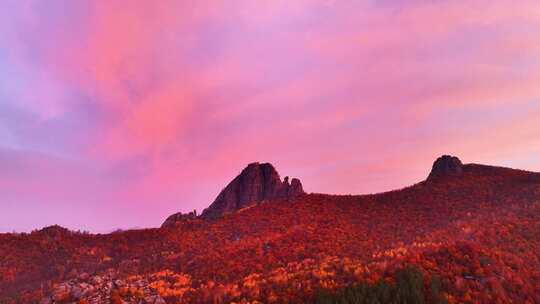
[428,155,463,179]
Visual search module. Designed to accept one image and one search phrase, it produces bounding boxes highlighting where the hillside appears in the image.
[1,156,540,303]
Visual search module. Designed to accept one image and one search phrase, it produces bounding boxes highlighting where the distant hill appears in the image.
[1,155,539,303]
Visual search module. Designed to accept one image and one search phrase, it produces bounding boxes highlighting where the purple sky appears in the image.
[1,1,540,232]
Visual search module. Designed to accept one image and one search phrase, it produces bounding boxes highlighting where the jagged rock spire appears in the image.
[200,162,305,219]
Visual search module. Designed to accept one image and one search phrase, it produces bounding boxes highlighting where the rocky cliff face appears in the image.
[428,155,463,179]
[200,162,305,219]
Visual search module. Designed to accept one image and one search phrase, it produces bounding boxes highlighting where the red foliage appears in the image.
[1,164,540,303]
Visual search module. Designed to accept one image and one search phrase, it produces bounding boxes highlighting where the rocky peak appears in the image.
[428,155,463,179]
[200,162,305,219]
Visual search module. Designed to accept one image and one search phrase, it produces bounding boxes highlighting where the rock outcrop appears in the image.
[33,225,72,241]
[428,155,463,179]
[161,210,197,228]
[200,162,305,219]
[41,269,168,304]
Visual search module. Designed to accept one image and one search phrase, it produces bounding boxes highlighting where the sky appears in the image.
[1,0,540,232]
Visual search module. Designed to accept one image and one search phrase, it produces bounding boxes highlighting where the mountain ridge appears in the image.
[19,155,540,234]
[2,155,540,303]
[161,155,540,228]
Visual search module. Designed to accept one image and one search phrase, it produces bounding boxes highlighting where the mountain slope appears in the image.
[1,156,540,303]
